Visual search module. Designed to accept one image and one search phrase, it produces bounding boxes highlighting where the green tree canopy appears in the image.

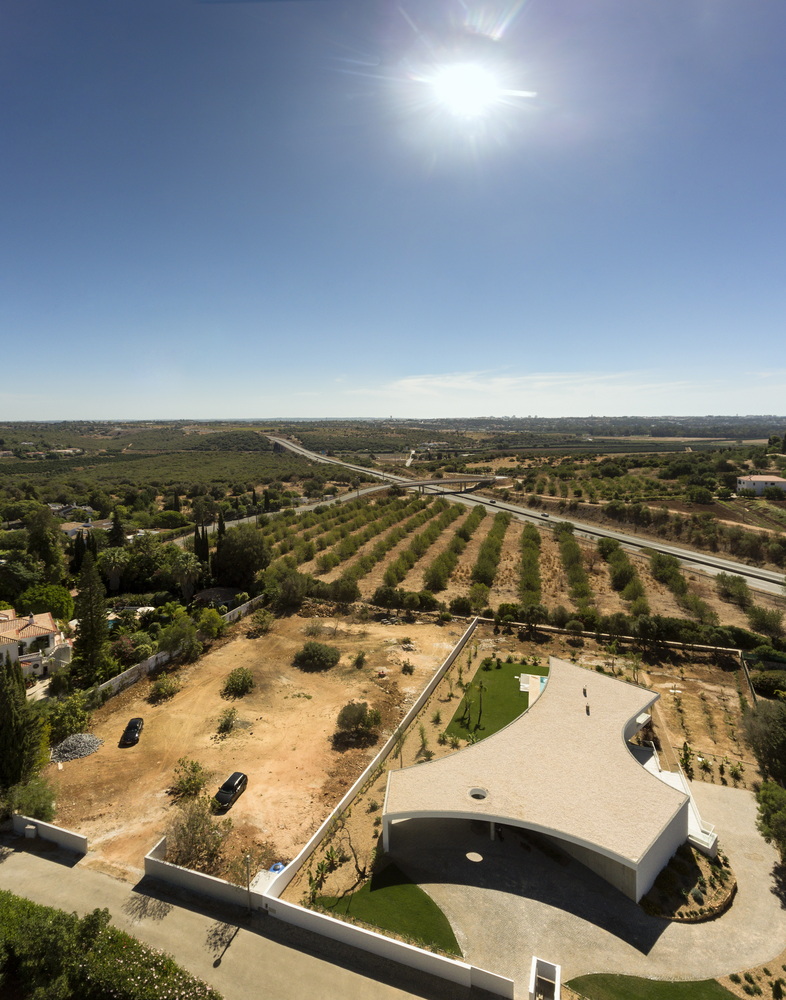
[212,523,271,591]
[25,507,66,584]
[743,701,786,786]
[17,583,74,622]
[0,658,44,791]
[756,781,786,860]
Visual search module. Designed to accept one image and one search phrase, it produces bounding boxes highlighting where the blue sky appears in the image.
[2,0,785,419]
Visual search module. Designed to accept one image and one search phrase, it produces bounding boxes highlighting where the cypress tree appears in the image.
[108,509,126,548]
[217,510,226,542]
[193,523,202,561]
[71,530,86,575]
[0,656,42,790]
[71,554,109,688]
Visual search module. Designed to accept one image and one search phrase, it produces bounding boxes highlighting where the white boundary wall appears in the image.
[12,814,87,854]
[140,617,515,997]
[144,837,249,908]
[264,616,480,898]
[142,839,512,997]
[96,596,266,697]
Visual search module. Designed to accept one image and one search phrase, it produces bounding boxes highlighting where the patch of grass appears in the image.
[568,973,737,1000]
[445,660,543,742]
[318,863,461,956]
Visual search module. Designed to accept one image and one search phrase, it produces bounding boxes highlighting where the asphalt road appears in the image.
[268,435,785,597]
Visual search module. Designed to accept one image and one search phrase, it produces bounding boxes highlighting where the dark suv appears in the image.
[214,771,248,809]
[120,717,144,746]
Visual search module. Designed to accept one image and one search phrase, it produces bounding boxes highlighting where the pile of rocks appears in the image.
[51,733,104,763]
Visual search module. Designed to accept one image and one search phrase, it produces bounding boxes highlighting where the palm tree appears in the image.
[170,550,202,603]
[97,547,129,593]
[475,679,486,731]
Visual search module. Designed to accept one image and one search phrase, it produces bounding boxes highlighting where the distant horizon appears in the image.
[3,414,786,425]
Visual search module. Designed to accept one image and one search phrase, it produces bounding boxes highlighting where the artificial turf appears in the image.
[317,863,461,956]
[445,658,548,742]
[568,973,738,1000]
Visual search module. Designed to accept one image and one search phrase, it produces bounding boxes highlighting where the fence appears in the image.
[264,615,480,898]
[95,595,266,697]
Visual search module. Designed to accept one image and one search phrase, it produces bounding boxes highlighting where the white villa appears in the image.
[736,475,786,496]
[383,657,717,902]
[0,608,71,678]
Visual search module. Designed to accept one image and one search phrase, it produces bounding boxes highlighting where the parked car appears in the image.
[120,717,144,746]
[214,771,248,809]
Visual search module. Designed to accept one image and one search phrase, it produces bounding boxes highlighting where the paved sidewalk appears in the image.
[0,838,492,1000]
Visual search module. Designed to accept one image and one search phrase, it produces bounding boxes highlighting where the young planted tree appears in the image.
[333,701,381,748]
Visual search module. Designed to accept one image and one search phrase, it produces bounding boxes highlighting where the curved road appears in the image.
[269,436,785,597]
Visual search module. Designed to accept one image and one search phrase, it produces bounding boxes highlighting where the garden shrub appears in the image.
[170,757,209,799]
[221,666,254,698]
[149,674,181,703]
[0,890,222,999]
[216,707,238,735]
[293,641,341,672]
[246,608,274,637]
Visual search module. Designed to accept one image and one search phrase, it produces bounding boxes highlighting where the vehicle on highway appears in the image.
[214,771,248,809]
[120,717,144,746]
[541,513,549,518]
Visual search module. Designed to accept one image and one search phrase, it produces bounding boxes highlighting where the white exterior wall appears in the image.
[737,477,786,496]
[635,798,691,901]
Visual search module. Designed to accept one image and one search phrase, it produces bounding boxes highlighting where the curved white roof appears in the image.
[385,657,687,865]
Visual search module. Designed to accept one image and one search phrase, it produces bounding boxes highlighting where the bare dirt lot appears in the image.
[50,613,459,882]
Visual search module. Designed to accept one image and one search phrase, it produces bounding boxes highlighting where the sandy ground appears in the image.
[50,615,457,881]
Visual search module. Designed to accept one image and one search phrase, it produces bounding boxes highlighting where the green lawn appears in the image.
[568,974,738,1000]
[445,659,548,742]
[317,863,461,956]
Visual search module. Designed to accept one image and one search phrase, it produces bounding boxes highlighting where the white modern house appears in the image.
[383,657,716,902]
[0,608,71,677]
[736,475,786,496]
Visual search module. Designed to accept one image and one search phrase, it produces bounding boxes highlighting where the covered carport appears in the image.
[383,657,692,902]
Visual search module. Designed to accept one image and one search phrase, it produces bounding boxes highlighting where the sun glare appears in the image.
[430,63,502,118]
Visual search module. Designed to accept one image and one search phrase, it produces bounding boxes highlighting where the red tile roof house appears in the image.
[0,609,72,678]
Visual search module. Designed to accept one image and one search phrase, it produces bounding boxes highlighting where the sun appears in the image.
[429,62,502,118]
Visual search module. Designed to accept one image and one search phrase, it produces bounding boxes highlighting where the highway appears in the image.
[269,434,785,598]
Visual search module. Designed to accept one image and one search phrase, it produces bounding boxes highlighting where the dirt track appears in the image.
[50,615,457,881]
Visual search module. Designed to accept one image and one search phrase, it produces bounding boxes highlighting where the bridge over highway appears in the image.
[267,435,785,596]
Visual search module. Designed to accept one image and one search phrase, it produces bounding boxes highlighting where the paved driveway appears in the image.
[392,782,786,987]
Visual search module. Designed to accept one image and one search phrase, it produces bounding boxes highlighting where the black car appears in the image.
[214,771,248,809]
[120,717,144,746]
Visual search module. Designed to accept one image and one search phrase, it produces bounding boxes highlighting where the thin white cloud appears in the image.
[341,368,786,418]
